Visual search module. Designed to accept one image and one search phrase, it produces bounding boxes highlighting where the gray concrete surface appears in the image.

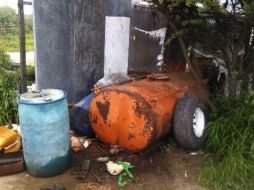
[34,0,106,102]
[34,0,75,100]
[107,0,131,16]
[128,1,167,73]
[72,0,105,101]
[33,0,168,102]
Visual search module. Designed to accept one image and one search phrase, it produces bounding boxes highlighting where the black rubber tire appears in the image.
[173,96,209,150]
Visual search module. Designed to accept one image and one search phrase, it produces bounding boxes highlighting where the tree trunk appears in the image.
[241,73,249,93]
[227,43,239,96]
[166,17,213,107]
[228,71,237,96]
[240,47,254,93]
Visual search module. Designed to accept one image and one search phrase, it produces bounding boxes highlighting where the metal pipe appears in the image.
[18,0,27,93]
[23,1,32,5]
[92,75,147,91]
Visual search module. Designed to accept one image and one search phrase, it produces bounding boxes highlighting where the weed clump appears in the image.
[199,93,254,190]
[0,48,19,125]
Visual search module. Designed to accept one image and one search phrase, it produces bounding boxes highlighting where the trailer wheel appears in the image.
[173,96,209,149]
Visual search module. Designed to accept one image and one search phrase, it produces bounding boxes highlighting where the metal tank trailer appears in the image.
[89,72,210,152]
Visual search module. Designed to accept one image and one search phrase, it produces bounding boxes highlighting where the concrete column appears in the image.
[104,0,131,76]
[34,0,106,102]
[72,0,105,101]
[34,0,73,98]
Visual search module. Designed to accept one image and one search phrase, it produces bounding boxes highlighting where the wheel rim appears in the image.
[193,108,205,138]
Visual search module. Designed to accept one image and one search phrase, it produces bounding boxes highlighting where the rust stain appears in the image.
[140,122,152,137]
[128,133,135,140]
[89,72,210,152]
[162,114,170,128]
[96,101,110,124]
[134,101,142,118]
[90,115,98,125]
[144,122,151,131]
[129,122,136,129]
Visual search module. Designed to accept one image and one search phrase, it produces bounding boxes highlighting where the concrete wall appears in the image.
[103,0,168,75]
[34,0,167,102]
[107,0,131,17]
[128,1,167,73]
[72,0,105,101]
[34,0,73,98]
[34,0,106,102]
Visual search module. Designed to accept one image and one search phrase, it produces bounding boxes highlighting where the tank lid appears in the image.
[18,89,66,104]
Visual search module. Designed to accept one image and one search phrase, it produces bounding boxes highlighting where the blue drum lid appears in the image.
[18,89,66,104]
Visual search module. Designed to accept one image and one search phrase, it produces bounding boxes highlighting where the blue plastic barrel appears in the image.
[70,92,95,136]
[18,89,71,177]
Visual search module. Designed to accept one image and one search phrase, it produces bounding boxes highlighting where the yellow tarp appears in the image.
[0,127,21,153]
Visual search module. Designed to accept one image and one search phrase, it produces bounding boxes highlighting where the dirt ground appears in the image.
[0,140,207,190]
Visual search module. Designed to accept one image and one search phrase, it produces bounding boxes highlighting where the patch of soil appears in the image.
[71,139,206,190]
[0,139,207,190]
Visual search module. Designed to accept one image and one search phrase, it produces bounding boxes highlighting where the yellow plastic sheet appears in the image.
[0,127,21,153]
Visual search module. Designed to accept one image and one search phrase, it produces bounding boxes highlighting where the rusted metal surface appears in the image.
[89,72,209,152]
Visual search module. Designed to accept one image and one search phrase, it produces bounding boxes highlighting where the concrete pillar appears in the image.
[104,0,131,76]
[72,0,105,101]
[34,0,73,98]
[34,0,106,102]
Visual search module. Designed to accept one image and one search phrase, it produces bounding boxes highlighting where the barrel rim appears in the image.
[17,89,67,105]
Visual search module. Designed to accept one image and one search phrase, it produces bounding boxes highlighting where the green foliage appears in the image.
[26,65,35,85]
[0,6,17,25]
[25,32,34,52]
[152,0,254,95]
[0,9,33,52]
[199,94,254,190]
[0,32,34,52]
[0,48,19,125]
[0,47,11,67]
[0,33,19,52]
[24,15,33,33]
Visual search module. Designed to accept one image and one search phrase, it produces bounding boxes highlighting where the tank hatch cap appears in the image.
[18,89,66,104]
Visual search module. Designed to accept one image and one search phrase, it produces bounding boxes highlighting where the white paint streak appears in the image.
[135,27,167,68]
[135,27,167,45]
[135,0,152,7]
[104,16,130,76]
[96,73,129,87]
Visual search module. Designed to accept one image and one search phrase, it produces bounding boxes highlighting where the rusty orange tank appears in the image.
[89,72,209,152]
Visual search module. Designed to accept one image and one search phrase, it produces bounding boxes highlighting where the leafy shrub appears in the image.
[199,93,254,190]
[0,6,17,25]
[26,65,35,85]
[0,47,11,68]
[0,48,19,125]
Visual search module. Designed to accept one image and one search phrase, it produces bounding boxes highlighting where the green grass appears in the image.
[0,76,18,125]
[0,32,34,52]
[0,48,35,125]
[199,94,254,190]
[25,33,34,52]
[26,65,35,85]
